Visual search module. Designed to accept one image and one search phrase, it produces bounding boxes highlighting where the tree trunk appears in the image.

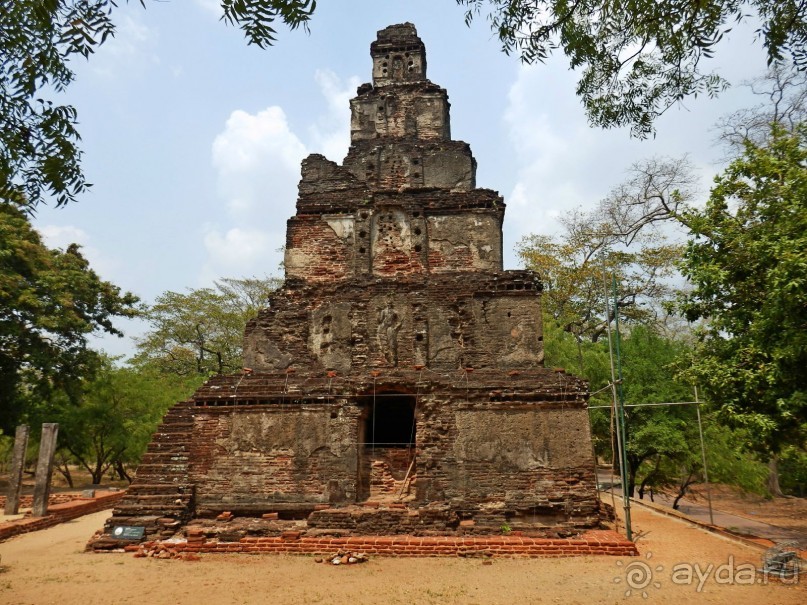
[638,455,661,500]
[54,453,74,488]
[575,337,584,375]
[627,454,639,498]
[91,464,104,485]
[767,455,784,497]
[114,459,132,483]
[672,471,696,510]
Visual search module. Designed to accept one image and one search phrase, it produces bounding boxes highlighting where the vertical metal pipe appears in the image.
[612,276,632,541]
[694,386,715,525]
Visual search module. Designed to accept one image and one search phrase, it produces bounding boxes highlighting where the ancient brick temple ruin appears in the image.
[103,24,604,544]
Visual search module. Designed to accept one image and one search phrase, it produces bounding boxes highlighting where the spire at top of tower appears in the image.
[370,23,427,86]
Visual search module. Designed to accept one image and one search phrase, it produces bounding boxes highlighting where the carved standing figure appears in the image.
[377,300,402,366]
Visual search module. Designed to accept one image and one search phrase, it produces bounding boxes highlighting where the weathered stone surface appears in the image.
[109,22,601,541]
[3,425,29,515]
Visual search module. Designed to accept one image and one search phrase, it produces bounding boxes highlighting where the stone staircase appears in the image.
[104,401,196,538]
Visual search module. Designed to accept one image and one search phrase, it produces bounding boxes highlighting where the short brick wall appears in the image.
[126,529,638,558]
[0,491,124,542]
[0,493,79,509]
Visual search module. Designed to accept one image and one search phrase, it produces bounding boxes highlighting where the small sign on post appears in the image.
[4,425,30,515]
[32,423,59,517]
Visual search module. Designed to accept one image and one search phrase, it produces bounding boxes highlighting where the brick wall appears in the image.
[125,529,637,558]
[0,491,123,542]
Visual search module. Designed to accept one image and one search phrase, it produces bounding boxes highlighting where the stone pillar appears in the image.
[31,423,59,517]
[4,425,30,515]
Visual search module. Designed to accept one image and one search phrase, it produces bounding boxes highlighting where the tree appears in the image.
[715,64,807,153]
[1,0,315,209]
[676,124,807,493]
[517,157,688,351]
[44,355,198,484]
[619,326,695,497]
[0,203,139,433]
[5,3,806,209]
[459,0,807,137]
[134,276,279,377]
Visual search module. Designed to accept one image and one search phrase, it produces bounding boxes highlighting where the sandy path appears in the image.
[0,508,803,605]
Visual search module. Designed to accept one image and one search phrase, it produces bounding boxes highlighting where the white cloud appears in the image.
[203,70,361,283]
[501,65,600,262]
[38,224,116,278]
[212,106,307,216]
[193,0,224,17]
[201,227,281,283]
[39,224,90,249]
[207,105,306,283]
[91,15,160,78]
[499,64,707,268]
[308,69,362,162]
[204,227,273,276]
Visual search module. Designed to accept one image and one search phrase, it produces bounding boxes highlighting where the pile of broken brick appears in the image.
[132,542,200,561]
[315,550,369,565]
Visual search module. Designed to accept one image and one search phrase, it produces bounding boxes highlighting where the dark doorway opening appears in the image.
[361,391,416,448]
[356,391,417,501]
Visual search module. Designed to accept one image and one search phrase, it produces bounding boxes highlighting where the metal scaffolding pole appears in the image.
[694,386,715,525]
[604,275,632,540]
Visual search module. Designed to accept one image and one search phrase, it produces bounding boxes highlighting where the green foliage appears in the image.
[543,315,613,458]
[458,0,807,137]
[0,430,13,473]
[1,0,120,208]
[518,159,688,344]
[620,326,692,405]
[778,445,807,497]
[1,1,314,209]
[716,66,807,152]
[42,355,199,484]
[135,276,280,377]
[703,422,769,496]
[221,0,316,48]
[0,204,139,433]
[676,124,807,456]
[541,315,610,382]
[618,327,696,495]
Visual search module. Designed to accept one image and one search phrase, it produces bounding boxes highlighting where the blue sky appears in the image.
[31,1,770,357]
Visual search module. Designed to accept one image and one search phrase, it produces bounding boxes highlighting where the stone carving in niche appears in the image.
[376,299,403,366]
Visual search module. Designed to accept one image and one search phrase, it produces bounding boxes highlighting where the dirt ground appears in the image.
[683,484,807,531]
[0,506,803,605]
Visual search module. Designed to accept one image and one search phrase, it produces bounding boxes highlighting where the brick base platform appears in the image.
[121,529,637,558]
[0,491,124,542]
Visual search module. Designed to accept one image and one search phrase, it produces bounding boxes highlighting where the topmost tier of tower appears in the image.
[370,23,427,86]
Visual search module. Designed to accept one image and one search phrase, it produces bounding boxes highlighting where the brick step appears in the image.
[149,434,192,444]
[113,503,190,515]
[149,435,192,445]
[131,463,189,476]
[155,422,195,431]
[162,412,194,422]
[119,494,192,505]
[105,514,162,525]
[194,392,333,401]
[163,403,193,412]
[145,443,190,454]
[126,483,193,495]
[139,452,189,464]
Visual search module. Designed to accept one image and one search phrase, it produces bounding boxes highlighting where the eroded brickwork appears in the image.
[102,23,603,546]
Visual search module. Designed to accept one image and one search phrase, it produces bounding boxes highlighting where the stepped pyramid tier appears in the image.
[101,23,602,542]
